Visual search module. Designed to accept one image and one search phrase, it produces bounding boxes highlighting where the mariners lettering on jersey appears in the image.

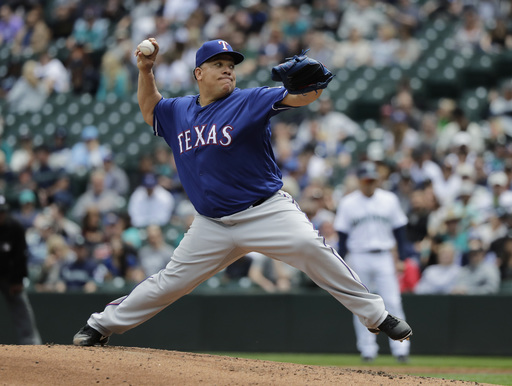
[350,215,391,228]
[177,124,234,154]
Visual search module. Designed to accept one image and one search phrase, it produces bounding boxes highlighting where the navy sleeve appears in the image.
[393,225,419,261]
[338,231,348,257]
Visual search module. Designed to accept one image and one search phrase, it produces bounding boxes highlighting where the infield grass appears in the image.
[214,353,512,385]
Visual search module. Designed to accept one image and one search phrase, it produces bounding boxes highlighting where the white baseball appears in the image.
[138,40,155,56]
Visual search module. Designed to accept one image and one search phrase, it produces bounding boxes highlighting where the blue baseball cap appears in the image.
[195,40,244,68]
[81,125,99,141]
[142,173,158,188]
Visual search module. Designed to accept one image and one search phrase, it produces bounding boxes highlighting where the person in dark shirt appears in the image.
[0,195,42,344]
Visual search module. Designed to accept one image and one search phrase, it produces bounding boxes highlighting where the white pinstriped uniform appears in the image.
[334,188,410,358]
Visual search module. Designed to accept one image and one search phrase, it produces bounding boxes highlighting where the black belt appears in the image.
[367,249,387,254]
[251,195,272,208]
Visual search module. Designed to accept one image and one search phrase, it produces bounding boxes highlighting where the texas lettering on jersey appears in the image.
[177,124,234,154]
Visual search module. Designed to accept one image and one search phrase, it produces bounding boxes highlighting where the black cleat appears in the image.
[368,314,412,342]
[73,324,109,346]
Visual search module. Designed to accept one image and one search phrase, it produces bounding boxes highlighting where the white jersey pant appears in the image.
[345,251,410,358]
[88,191,387,337]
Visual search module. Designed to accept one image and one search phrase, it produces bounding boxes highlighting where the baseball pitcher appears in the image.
[73,39,412,347]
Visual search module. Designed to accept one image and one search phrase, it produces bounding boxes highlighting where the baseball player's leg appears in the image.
[353,314,379,358]
[345,254,380,359]
[0,281,42,345]
[230,191,387,328]
[87,215,244,337]
[374,254,410,357]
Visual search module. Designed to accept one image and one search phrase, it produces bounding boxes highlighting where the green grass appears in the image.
[211,353,512,385]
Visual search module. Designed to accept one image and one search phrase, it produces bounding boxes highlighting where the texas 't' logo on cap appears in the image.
[195,40,244,68]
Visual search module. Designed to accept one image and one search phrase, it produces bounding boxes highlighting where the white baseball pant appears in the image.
[345,251,410,358]
[88,191,388,337]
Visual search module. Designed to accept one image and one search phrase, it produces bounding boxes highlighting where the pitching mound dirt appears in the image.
[0,345,490,385]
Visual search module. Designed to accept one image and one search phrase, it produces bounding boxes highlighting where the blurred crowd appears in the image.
[1,0,512,294]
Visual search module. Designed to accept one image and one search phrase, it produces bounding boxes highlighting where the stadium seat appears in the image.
[460,53,497,90]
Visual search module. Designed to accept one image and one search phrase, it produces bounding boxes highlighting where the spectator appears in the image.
[11,5,51,56]
[48,202,81,243]
[418,112,439,151]
[405,188,430,249]
[10,132,34,174]
[312,0,343,34]
[432,157,461,206]
[488,79,512,138]
[384,0,421,33]
[429,207,470,263]
[128,173,175,228]
[35,50,71,94]
[49,127,72,171]
[451,238,501,294]
[13,189,39,230]
[486,18,512,53]
[32,144,66,199]
[382,110,420,161]
[371,23,400,67]
[69,126,110,173]
[98,237,145,285]
[0,4,23,46]
[69,7,109,53]
[397,257,421,293]
[25,214,54,269]
[337,0,387,40]
[153,145,180,193]
[494,232,512,292]
[67,43,100,95]
[0,195,42,344]
[314,208,338,244]
[0,116,13,167]
[46,1,76,40]
[154,45,193,92]
[102,153,129,197]
[281,4,309,39]
[96,51,131,101]
[414,242,461,294]
[60,236,99,293]
[332,27,372,69]
[478,171,512,215]
[71,170,122,220]
[81,206,104,250]
[437,107,485,155]
[138,225,174,276]
[296,97,361,158]
[453,5,491,54]
[6,60,51,114]
[394,25,421,67]
[10,168,37,208]
[258,25,289,67]
[478,207,509,249]
[247,252,299,293]
[0,152,13,196]
[118,212,143,250]
[35,234,74,293]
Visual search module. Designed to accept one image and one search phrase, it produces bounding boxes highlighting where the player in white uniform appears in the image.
[334,161,413,363]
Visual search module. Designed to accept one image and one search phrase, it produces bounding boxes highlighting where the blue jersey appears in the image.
[153,86,294,218]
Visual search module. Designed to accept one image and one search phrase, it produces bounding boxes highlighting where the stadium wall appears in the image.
[0,292,510,355]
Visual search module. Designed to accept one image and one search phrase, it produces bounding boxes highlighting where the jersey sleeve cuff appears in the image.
[152,98,164,137]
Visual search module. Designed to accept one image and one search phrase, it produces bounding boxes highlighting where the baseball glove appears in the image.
[271,50,334,95]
